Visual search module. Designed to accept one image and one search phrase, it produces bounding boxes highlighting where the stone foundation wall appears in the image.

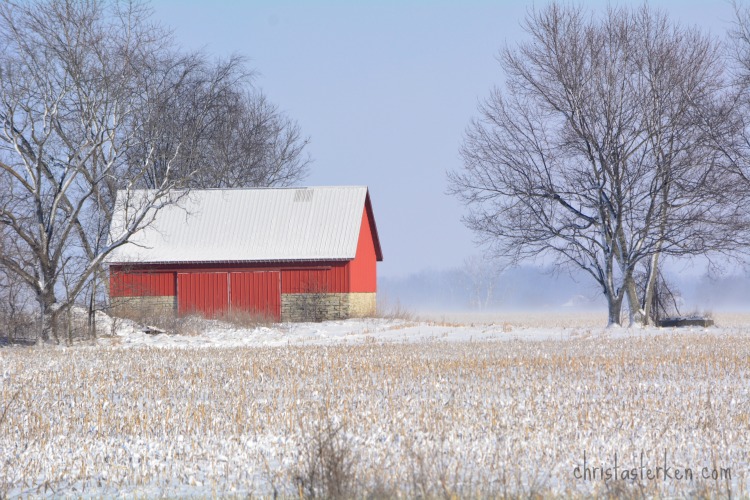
[111,292,376,323]
[111,295,176,317]
[281,293,377,322]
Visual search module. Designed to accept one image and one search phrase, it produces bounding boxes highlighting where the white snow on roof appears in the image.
[106,186,368,264]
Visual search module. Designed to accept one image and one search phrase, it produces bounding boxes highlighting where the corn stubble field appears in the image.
[1,317,749,498]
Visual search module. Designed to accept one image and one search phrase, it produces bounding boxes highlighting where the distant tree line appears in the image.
[380,258,614,312]
[450,2,750,326]
[0,0,309,342]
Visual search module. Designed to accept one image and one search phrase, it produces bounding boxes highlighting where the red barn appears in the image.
[107,186,382,322]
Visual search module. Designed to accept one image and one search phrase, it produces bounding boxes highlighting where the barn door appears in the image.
[230,271,281,321]
[177,272,229,318]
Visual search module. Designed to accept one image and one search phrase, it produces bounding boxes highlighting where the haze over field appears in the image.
[380,264,750,315]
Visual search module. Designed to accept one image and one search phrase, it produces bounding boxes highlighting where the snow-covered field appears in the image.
[1,313,748,497]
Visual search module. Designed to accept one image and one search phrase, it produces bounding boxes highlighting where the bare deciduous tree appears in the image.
[462,255,504,310]
[722,2,750,201]
[0,0,190,341]
[188,91,311,188]
[0,0,311,342]
[132,58,310,190]
[450,3,750,326]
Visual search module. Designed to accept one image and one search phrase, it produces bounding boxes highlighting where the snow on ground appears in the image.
[100,311,735,349]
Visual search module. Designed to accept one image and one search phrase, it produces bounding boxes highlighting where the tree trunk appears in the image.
[39,305,60,343]
[625,276,644,326]
[67,307,73,345]
[38,289,60,344]
[606,293,624,327]
[642,252,661,325]
[88,272,97,339]
[605,285,624,327]
[643,179,670,325]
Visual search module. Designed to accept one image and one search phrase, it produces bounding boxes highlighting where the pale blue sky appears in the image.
[151,1,737,278]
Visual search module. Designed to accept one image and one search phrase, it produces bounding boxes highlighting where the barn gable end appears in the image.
[107,186,382,322]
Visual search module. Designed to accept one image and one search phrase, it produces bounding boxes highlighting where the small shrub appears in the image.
[293,415,358,499]
[0,311,37,345]
[297,290,333,323]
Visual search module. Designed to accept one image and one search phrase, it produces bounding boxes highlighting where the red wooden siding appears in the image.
[348,207,377,292]
[281,264,348,293]
[113,263,350,297]
[110,270,176,297]
[230,271,281,320]
[177,272,229,318]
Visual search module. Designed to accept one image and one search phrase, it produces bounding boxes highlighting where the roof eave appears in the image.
[365,190,384,262]
[107,257,354,266]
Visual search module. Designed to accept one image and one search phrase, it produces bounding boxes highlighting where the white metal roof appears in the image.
[106,186,371,264]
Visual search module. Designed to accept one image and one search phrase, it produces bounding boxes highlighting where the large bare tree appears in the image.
[0,0,190,341]
[0,0,311,342]
[722,2,750,195]
[197,91,310,188]
[450,4,750,326]
[131,57,310,190]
